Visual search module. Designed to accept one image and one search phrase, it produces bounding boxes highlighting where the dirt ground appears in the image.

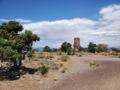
[50,56,120,90]
[0,55,120,90]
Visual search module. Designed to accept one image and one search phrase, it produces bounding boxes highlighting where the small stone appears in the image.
[53,77,58,81]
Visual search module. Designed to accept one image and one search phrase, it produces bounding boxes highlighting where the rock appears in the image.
[53,77,58,81]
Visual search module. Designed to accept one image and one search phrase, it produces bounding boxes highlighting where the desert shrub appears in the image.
[89,61,97,67]
[76,53,82,57]
[61,68,67,73]
[110,51,118,56]
[57,51,62,55]
[89,61,99,70]
[51,64,59,70]
[67,49,72,55]
[59,55,70,62]
[39,65,49,75]
[59,63,64,67]
[0,76,4,81]
[45,55,54,59]
[37,54,45,59]
[67,49,75,55]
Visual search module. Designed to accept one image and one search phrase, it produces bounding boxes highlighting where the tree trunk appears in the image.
[18,59,22,67]
[23,53,25,60]
[13,60,17,67]
[18,56,22,67]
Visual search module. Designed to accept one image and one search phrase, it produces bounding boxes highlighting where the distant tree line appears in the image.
[43,41,120,54]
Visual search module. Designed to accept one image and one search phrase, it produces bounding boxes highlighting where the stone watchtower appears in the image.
[74,37,80,50]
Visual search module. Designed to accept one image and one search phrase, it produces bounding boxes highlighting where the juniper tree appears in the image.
[0,21,40,68]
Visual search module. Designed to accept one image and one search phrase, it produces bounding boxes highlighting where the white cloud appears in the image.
[23,4,120,48]
[23,18,97,47]
[99,4,120,21]
[0,18,31,23]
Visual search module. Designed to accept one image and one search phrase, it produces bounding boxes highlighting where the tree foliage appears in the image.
[88,42,96,53]
[0,21,40,68]
[43,46,51,52]
[61,42,72,53]
[96,44,108,52]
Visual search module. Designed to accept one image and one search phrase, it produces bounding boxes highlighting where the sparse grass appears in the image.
[38,54,45,59]
[59,55,70,62]
[38,65,49,75]
[51,63,59,70]
[59,63,64,67]
[45,55,54,59]
[57,51,62,55]
[61,68,67,73]
[89,61,99,68]
[109,51,119,56]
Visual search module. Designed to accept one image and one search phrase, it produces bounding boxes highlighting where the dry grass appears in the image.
[58,55,70,62]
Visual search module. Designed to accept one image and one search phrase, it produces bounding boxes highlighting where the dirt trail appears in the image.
[50,59,120,90]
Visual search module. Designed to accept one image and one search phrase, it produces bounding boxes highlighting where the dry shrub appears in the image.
[61,68,67,73]
[51,63,59,70]
[37,53,45,59]
[109,51,118,56]
[59,55,70,62]
[59,63,64,67]
[38,65,49,75]
[45,55,54,60]
[89,61,99,68]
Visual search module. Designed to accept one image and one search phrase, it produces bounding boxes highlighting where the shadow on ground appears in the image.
[0,66,38,81]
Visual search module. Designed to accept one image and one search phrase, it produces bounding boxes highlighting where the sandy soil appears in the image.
[0,55,120,90]
[50,56,120,90]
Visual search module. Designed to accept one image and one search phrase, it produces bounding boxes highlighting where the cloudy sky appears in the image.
[0,0,120,48]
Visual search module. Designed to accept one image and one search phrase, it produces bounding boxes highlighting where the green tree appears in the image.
[79,46,84,51]
[0,21,40,68]
[111,47,120,53]
[43,46,51,52]
[61,42,72,53]
[88,42,96,53]
[52,48,58,52]
[96,44,108,52]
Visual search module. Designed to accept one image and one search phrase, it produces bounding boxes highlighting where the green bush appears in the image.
[39,65,49,75]
[67,49,75,55]
[0,76,4,81]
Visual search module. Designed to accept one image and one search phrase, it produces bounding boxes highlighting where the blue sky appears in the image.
[0,0,119,21]
[0,0,120,48]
